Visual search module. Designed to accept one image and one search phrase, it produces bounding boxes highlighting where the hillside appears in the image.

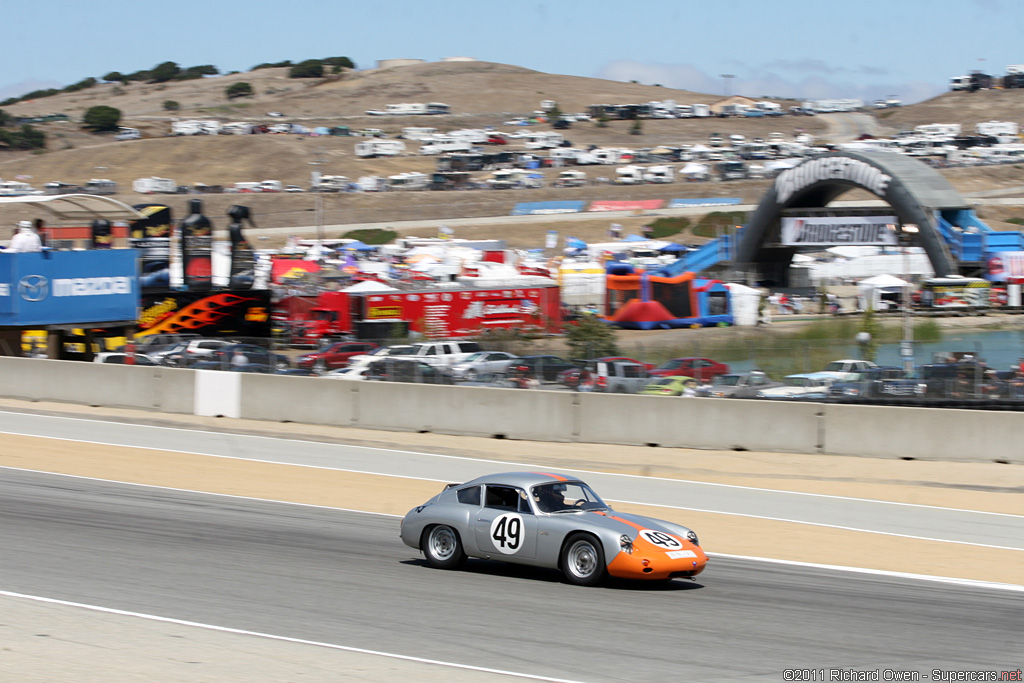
[870,88,1024,134]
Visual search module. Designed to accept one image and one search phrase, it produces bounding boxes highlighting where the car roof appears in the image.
[458,471,582,489]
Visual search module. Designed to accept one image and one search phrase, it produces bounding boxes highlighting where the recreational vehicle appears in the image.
[42,182,79,195]
[387,172,429,190]
[489,169,542,190]
[312,175,351,192]
[355,139,407,158]
[716,161,748,181]
[692,104,711,118]
[590,148,634,164]
[643,165,675,183]
[523,132,564,149]
[614,165,645,184]
[554,170,587,187]
[171,120,221,136]
[133,177,177,194]
[401,127,438,140]
[83,178,118,195]
[419,137,473,155]
[115,127,141,141]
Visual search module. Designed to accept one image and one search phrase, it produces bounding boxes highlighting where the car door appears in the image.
[473,485,538,560]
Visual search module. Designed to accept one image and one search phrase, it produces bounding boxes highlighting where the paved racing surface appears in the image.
[2,469,1019,683]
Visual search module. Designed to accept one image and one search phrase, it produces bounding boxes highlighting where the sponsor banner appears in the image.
[510,201,586,216]
[138,289,271,337]
[361,286,559,337]
[130,203,174,291]
[0,250,138,325]
[780,216,899,246]
[985,251,1024,282]
[775,157,892,205]
[668,197,743,208]
[588,200,665,212]
[271,258,322,283]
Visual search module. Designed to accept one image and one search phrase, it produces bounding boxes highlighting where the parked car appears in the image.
[510,355,578,382]
[639,376,699,396]
[367,358,456,384]
[817,359,879,382]
[190,361,313,376]
[557,356,653,390]
[207,344,292,370]
[400,471,707,586]
[92,352,160,366]
[756,373,835,400]
[296,341,381,371]
[449,351,519,380]
[321,366,371,381]
[151,339,236,367]
[696,371,784,398]
[648,357,729,382]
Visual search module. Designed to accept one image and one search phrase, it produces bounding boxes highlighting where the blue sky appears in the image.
[2,0,1021,104]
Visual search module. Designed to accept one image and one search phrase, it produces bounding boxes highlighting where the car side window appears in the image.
[457,486,481,506]
[485,485,522,511]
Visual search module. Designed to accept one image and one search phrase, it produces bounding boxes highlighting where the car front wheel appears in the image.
[422,525,467,570]
[560,533,607,586]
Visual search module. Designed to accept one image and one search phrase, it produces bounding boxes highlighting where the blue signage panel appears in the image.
[0,250,139,325]
[510,201,586,216]
[668,198,743,208]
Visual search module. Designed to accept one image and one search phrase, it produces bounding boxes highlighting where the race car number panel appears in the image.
[489,513,525,555]
[639,529,683,550]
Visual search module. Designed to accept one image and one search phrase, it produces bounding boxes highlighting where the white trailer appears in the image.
[914,123,962,137]
[312,175,351,192]
[523,131,564,149]
[401,126,438,140]
[133,177,177,194]
[692,104,711,117]
[976,121,1019,138]
[643,165,675,183]
[554,170,587,187]
[419,136,473,155]
[950,76,971,91]
[591,148,634,164]
[259,180,284,192]
[171,119,221,135]
[355,139,407,157]
[614,165,644,184]
[549,147,586,164]
[676,104,694,118]
[220,122,253,135]
[447,129,489,144]
[387,172,429,190]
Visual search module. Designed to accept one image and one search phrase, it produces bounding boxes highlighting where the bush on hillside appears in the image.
[163,100,180,111]
[289,60,325,79]
[253,60,293,70]
[647,216,691,239]
[691,211,747,238]
[0,124,46,150]
[82,105,121,132]
[225,82,254,99]
[342,228,397,244]
[149,61,181,83]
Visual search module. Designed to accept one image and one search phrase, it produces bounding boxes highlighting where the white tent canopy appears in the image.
[859,274,910,287]
[0,194,144,221]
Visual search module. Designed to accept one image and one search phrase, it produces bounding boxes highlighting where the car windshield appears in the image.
[824,362,850,372]
[713,375,741,386]
[532,482,608,513]
[785,377,809,387]
[658,360,682,369]
[462,352,486,362]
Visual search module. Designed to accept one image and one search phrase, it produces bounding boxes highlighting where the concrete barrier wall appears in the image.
[240,374,357,427]
[352,383,578,441]
[2,356,1022,463]
[822,403,1024,463]
[578,394,822,453]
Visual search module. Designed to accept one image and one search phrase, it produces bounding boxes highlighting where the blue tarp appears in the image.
[510,200,586,216]
[341,240,374,251]
[668,197,743,208]
[623,234,647,242]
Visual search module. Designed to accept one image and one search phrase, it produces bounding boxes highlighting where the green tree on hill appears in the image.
[163,100,180,111]
[289,59,324,78]
[82,105,121,132]
[149,61,181,83]
[565,314,619,358]
[179,64,219,80]
[225,82,254,99]
[102,71,127,84]
[0,124,46,150]
[323,56,355,70]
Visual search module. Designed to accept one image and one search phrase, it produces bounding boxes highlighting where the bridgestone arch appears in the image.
[737,151,965,283]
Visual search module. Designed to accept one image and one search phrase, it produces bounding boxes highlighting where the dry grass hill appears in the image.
[0,60,1022,247]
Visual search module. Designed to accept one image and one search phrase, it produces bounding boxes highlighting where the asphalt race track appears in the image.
[1,469,1019,682]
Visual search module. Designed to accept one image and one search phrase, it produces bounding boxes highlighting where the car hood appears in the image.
[564,509,692,538]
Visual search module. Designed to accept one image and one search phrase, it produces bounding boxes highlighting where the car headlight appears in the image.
[619,534,634,554]
[686,530,699,546]
[915,383,927,395]
[843,387,860,396]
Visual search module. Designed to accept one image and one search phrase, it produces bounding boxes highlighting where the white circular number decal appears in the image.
[639,529,683,550]
[489,513,524,554]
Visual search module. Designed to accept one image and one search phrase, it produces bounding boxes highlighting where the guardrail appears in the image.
[1,357,1021,464]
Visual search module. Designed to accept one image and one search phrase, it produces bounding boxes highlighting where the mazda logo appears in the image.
[18,275,49,302]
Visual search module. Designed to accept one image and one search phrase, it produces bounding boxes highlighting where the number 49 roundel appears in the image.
[489,513,524,555]
[639,529,683,550]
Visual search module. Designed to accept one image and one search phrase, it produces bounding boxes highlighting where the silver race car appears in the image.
[400,472,707,586]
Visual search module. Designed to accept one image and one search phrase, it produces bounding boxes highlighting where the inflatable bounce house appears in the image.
[604,261,733,329]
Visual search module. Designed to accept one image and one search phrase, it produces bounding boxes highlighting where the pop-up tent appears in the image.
[858,273,910,311]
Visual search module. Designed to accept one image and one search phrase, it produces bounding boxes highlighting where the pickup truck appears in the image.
[399,341,484,368]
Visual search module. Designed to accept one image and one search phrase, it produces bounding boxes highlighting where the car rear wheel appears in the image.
[422,525,467,570]
[560,533,606,586]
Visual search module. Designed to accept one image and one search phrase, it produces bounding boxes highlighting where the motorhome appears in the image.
[133,177,177,194]
[43,182,79,195]
[648,100,677,118]
[717,161,748,181]
[915,123,962,137]
[447,129,490,144]
[220,122,253,135]
[754,101,783,115]
[548,147,586,165]
[692,104,711,118]
[975,121,1018,138]
[357,176,385,192]
[231,182,263,193]
[312,175,351,192]
[489,169,542,189]
[259,180,284,192]
[554,170,587,187]
[419,137,474,155]
[614,165,645,184]
[676,104,694,118]
[590,148,634,164]
[387,172,429,190]
[950,75,972,91]
[426,102,451,115]
[355,139,407,157]
[737,142,770,159]
[523,132,564,149]
[83,178,118,195]
[401,127,438,140]
[171,120,221,135]
[643,165,675,183]
[708,132,725,147]
[720,103,749,117]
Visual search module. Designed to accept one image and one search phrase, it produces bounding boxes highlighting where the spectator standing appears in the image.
[7,221,42,252]
[231,349,249,367]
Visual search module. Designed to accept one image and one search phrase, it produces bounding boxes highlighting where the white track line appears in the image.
[1,409,1019,519]
[4,467,1022,591]
[0,590,588,683]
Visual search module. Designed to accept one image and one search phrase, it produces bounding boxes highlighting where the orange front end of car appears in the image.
[606,534,708,580]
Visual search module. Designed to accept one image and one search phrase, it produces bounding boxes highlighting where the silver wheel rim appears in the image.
[567,540,598,578]
[429,527,457,560]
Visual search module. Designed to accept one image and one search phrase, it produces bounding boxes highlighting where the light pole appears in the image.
[309,147,327,261]
[720,74,735,97]
[900,223,919,374]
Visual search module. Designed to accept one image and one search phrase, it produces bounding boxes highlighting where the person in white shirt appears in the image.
[7,221,42,252]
